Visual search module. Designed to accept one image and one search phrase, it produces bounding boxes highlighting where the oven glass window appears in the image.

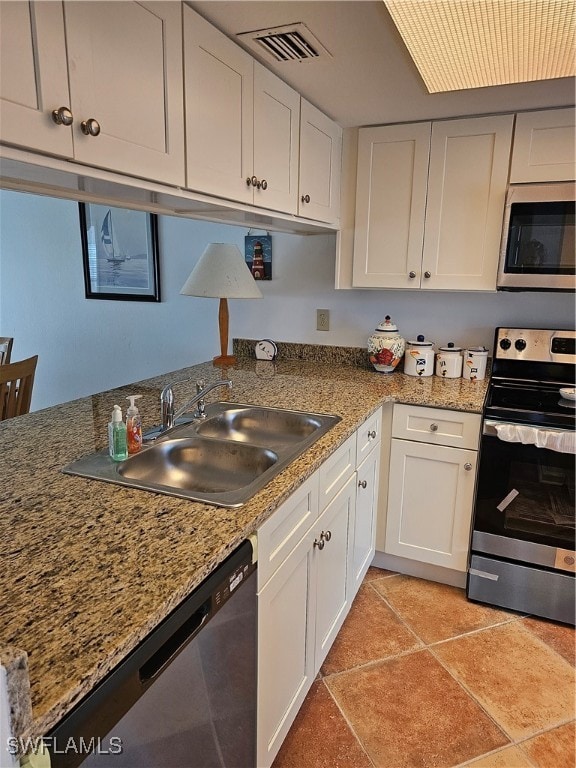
[475,435,575,550]
[504,202,575,275]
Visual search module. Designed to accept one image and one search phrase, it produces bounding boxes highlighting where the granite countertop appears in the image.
[0,355,488,745]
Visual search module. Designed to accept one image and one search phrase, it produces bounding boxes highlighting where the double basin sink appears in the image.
[64,403,341,507]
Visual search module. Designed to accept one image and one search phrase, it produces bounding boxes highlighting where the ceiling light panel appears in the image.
[384,0,576,93]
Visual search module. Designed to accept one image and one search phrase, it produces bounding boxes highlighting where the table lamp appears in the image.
[180,243,262,367]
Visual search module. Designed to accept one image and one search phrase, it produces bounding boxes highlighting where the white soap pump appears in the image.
[126,395,143,454]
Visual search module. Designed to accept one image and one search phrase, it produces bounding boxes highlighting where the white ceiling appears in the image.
[187,0,575,128]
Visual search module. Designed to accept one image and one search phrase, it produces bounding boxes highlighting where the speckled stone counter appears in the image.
[0,356,487,745]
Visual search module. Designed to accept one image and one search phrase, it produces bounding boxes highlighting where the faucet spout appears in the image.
[160,378,232,432]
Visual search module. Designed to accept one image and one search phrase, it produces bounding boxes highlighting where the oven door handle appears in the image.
[483,419,576,454]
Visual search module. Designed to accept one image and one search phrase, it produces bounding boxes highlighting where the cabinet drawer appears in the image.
[356,408,382,465]
[318,433,357,511]
[392,404,480,450]
[257,473,319,589]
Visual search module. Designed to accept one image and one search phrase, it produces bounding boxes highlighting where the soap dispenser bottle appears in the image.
[108,405,128,461]
[126,395,143,454]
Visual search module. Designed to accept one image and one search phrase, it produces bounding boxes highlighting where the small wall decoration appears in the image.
[79,203,161,301]
[245,233,272,280]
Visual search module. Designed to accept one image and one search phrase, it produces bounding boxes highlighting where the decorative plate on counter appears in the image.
[560,387,576,401]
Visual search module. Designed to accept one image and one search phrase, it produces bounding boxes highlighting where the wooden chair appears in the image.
[0,355,38,421]
[0,337,13,365]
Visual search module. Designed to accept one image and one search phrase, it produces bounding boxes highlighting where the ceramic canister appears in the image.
[404,335,435,377]
[463,347,489,381]
[368,316,406,373]
[435,343,463,378]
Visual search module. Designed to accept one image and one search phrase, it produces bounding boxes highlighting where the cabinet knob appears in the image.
[313,536,325,550]
[430,423,439,432]
[358,479,367,489]
[51,106,73,126]
[323,530,332,542]
[260,179,268,190]
[409,271,417,279]
[80,118,101,137]
[301,194,311,204]
[368,430,377,439]
[464,462,473,471]
[424,271,432,279]
[249,175,258,187]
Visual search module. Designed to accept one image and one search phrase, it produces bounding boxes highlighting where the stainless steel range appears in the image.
[467,328,575,625]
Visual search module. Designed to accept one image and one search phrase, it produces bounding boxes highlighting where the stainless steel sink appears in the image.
[63,403,341,507]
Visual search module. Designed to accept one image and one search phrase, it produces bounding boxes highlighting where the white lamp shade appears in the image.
[180,243,263,299]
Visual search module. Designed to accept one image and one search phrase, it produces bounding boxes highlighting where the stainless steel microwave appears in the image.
[498,182,575,291]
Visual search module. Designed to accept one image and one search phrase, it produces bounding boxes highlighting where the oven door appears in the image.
[472,419,575,570]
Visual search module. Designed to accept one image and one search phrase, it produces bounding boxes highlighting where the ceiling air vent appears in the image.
[238,23,332,63]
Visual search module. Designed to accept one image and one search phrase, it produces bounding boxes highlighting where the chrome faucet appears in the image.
[160,378,232,432]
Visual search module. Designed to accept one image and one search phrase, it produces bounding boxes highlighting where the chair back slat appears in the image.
[0,337,13,366]
[0,355,38,420]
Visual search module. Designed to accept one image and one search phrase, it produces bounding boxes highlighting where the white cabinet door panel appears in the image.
[351,442,381,595]
[184,6,253,202]
[422,115,514,290]
[0,1,72,156]
[65,1,184,184]
[511,108,576,182]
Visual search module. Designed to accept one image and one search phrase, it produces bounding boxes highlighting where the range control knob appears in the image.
[515,339,527,351]
[499,338,511,350]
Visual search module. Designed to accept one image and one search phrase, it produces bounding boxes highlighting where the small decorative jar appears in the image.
[436,342,463,378]
[463,347,489,381]
[368,316,405,373]
[404,335,435,377]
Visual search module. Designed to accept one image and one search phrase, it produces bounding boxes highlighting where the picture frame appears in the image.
[245,234,272,280]
[79,203,161,301]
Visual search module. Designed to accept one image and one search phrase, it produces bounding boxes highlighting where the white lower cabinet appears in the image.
[256,410,382,768]
[384,405,480,573]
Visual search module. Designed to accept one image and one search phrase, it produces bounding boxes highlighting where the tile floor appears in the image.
[273,568,575,768]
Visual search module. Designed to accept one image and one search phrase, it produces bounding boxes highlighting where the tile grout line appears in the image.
[319,677,378,768]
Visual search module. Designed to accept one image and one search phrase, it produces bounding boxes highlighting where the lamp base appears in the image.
[213,354,236,367]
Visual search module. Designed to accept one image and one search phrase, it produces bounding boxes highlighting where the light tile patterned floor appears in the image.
[273,568,576,768]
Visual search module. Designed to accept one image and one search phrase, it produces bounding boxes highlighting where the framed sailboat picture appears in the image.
[79,203,161,301]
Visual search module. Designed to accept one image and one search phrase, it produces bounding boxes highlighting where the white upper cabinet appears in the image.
[298,100,342,224]
[352,115,514,291]
[253,63,300,214]
[510,108,576,182]
[0,2,73,157]
[184,6,254,204]
[422,115,514,291]
[0,1,185,185]
[353,122,430,289]
[184,7,300,215]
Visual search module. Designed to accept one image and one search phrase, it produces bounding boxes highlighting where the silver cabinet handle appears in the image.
[323,530,332,542]
[51,106,73,126]
[424,271,432,279]
[250,175,258,187]
[430,423,439,432]
[81,118,101,137]
[464,462,473,471]
[368,430,377,439]
[358,479,367,489]
[313,536,325,550]
[260,179,268,190]
[301,194,310,203]
[409,271,417,279]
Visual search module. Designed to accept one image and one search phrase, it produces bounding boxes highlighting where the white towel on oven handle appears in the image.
[493,423,576,454]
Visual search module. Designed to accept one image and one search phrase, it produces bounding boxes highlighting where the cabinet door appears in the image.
[421,115,514,291]
[510,108,576,183]
[352,123,430,288]
[0,1,73,156]
[253,63,300,214]
[314,474,355,668]
[298,99,342,224]
[64,1,185,185]
[257,530,315,768]
[184,6,254,203]
[351,442,381,597]
[386,439,477,571]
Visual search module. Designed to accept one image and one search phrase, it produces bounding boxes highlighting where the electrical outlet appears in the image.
[316,309,330,332]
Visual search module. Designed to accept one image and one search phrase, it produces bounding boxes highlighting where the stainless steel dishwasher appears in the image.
[47,540,257,768]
